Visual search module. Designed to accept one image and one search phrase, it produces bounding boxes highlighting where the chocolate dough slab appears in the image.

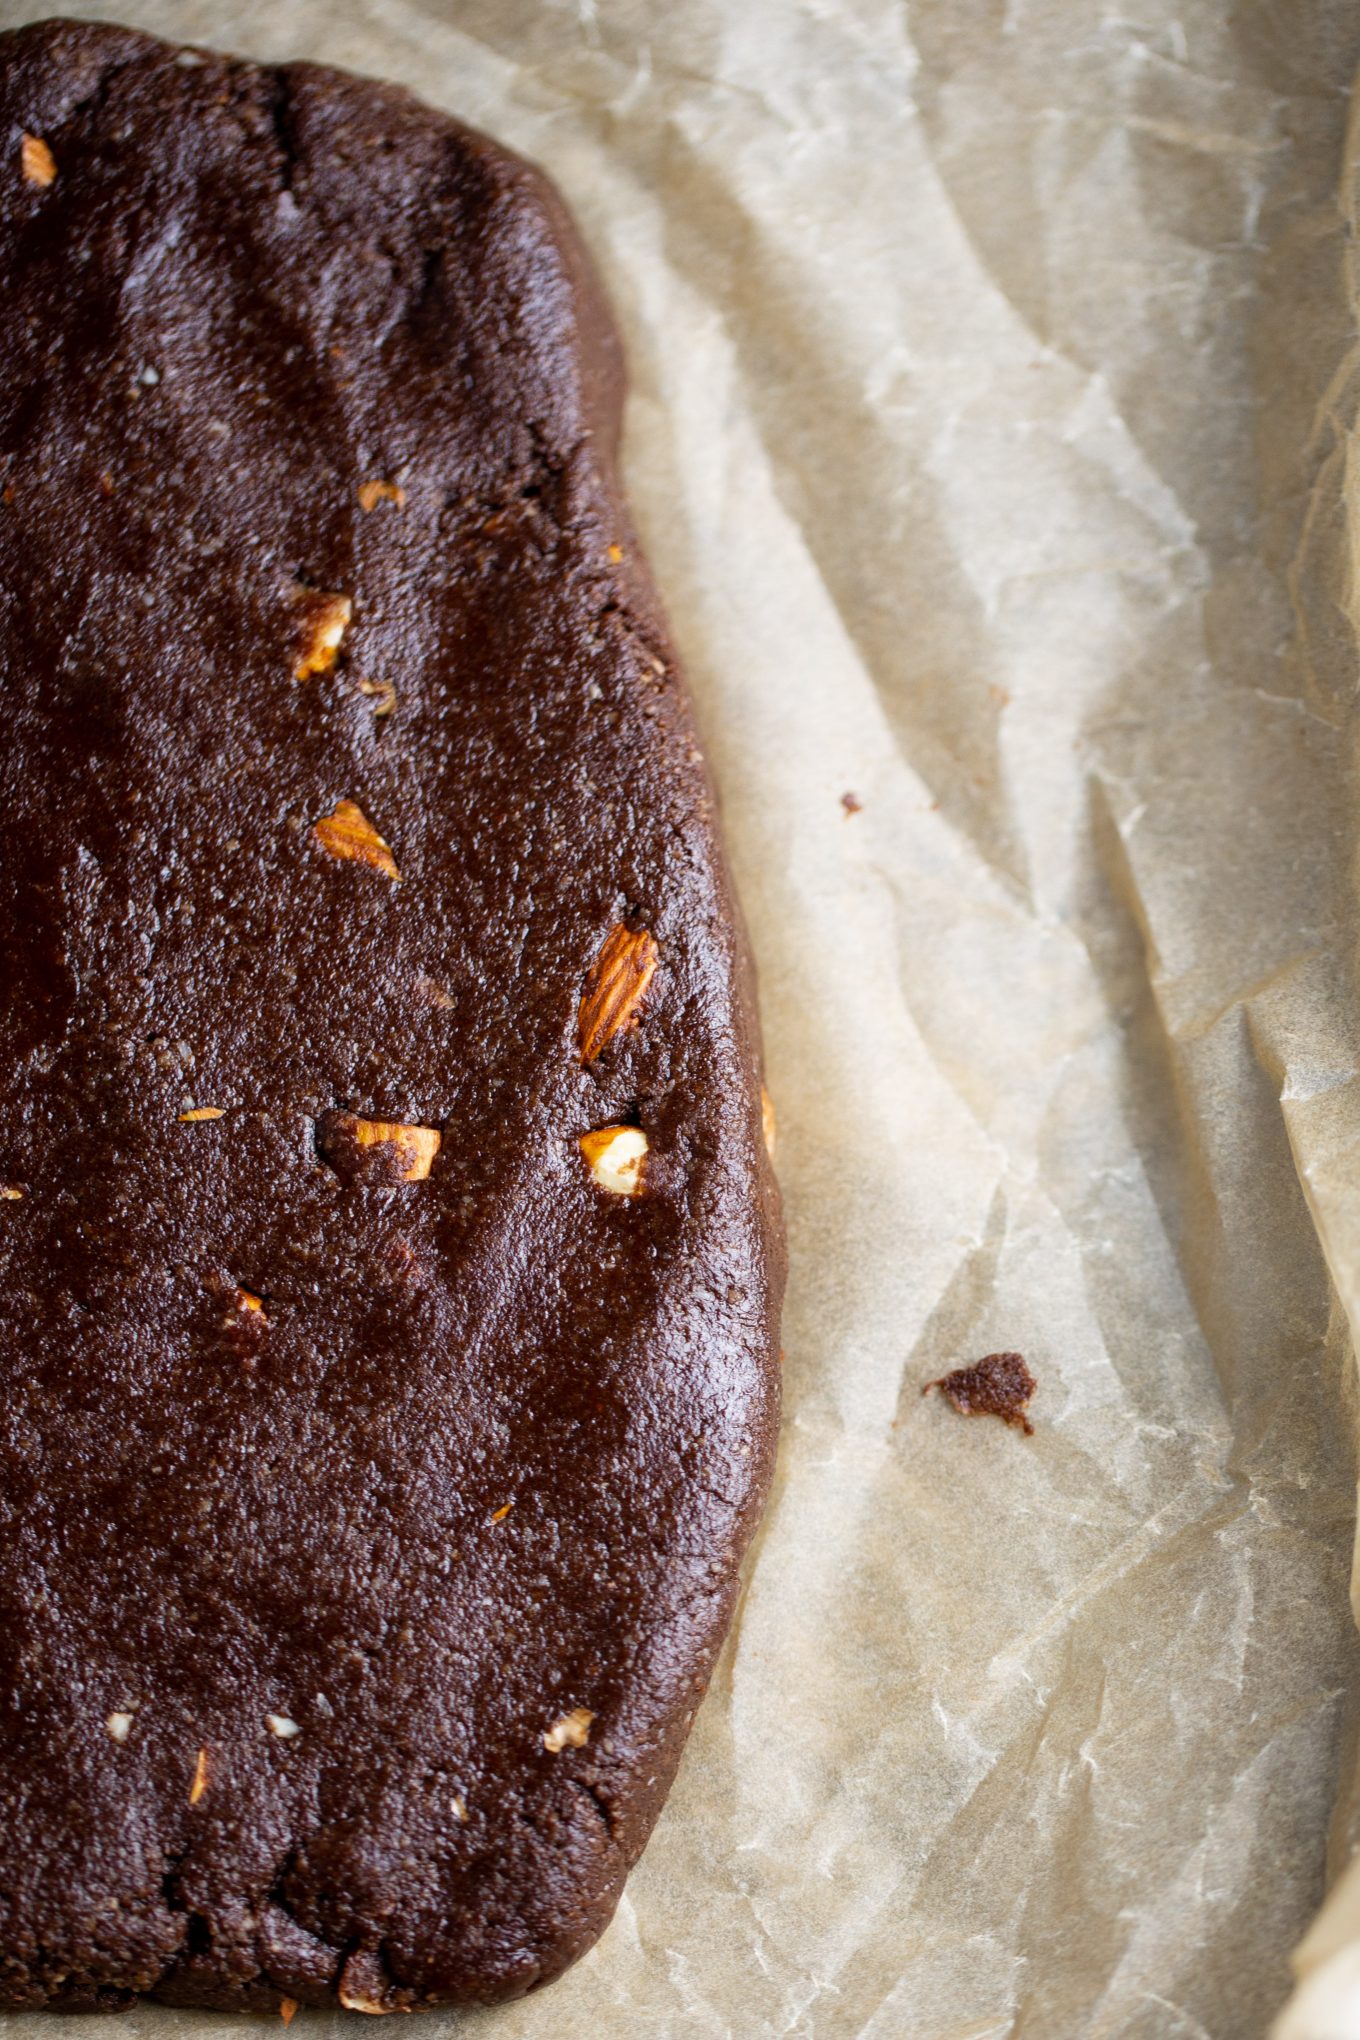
[0,20,783,2012]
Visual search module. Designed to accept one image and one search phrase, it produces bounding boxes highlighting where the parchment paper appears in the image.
[6,2,1360,2034]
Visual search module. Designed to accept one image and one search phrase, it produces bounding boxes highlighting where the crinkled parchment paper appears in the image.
[7,1,1360,2034]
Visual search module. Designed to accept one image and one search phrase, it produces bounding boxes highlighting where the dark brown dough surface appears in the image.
[0,19,783,2013]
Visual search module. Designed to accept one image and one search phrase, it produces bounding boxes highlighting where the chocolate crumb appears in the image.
[841,791,862,815]
[923,1351,1036,1434]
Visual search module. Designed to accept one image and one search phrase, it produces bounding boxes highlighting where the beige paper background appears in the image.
[7,1,1360,2034]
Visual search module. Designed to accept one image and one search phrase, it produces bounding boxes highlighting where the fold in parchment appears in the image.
[1272,63,1360,2040]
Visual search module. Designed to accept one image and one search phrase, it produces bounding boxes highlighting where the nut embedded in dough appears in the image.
[317,1112,441,1184]
[357,478,405,511]
[20,134,55,186]
[543,1707,593,1752]
[579,1125,648,1197]
[292,588,352,679]
[578,923,658,1063]
[312,799,400,881]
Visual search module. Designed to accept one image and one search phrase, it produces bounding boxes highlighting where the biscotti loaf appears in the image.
[0,19,783,2012]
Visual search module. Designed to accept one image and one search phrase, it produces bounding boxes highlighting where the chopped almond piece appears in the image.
[578,924,658,1062]
[313,799,400,881]
[490,1503,512,1523]
[336,1985,390,2016]
[188,1745,210,1805]
[179,1106,225,1122]
[292,589,352,680]
[279,1999,299,2026]
[323,1113,440,1182]
[543,1707,593,1753]
[350,1117,440,1181]
[336,1953,402,2015]
[357,479,405,512]
[1,1185,24,1201]
[579,1125,648,1197]
[357,677,397,716]
[106,1711,135,1744]
[20,135,56,186]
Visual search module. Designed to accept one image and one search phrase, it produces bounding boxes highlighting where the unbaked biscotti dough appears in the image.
[0,19,783,2012]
